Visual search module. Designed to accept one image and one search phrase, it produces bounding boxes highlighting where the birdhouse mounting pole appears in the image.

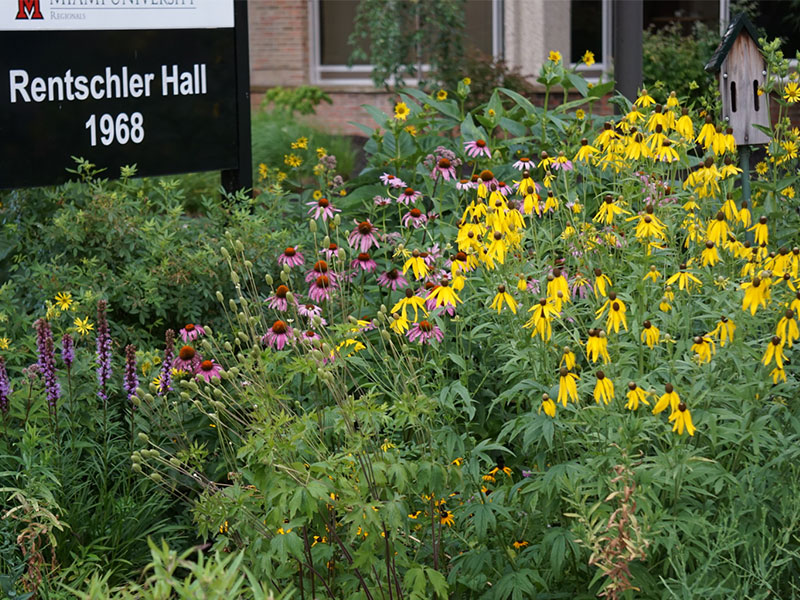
[739,145,751,204]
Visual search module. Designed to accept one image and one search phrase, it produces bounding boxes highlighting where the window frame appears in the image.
[571,0,612,81]
[309,0,503,87]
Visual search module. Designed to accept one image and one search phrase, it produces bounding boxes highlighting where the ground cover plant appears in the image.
[2,42,800,600]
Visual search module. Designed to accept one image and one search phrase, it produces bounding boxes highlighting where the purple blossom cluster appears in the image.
[124,344,139,402]
[61,333,74,369]
[0,357,11,415]
[158,329,176,395]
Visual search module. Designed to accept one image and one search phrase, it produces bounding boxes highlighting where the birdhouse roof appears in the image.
[705,13,763,73]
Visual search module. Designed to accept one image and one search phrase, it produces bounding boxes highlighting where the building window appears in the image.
[310,0,502,86]
[570,0,611,78]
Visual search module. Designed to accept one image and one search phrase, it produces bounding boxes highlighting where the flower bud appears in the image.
[265,274,273,286]
[309,219,317,233]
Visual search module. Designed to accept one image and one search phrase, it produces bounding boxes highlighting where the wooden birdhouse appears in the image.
[705,13,770,146]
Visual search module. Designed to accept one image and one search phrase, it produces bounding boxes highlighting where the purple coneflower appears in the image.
[320,243,339,260]
[374,195,391,206]
[551,153,574,171]
[195,359,222,382]
[173,345,202,372]
[305,260,337,284]
[278,246,305,268]
[299,330,320,344]
[262,320,293,350]
[159,329,175,396]
[380,173,406,188]
[298,303,323,320]
[95,300,112,402]
[496,181,513,195]
[35,318,60,412]
[424,243,442,266]
[351,252,377,273]
[397,187,422,205]
[377,268,408,290]
[267,285,295,311]
[432,157,457,181]
[180,323,206,342]
[402,208,427,229]
[512,157,534,170]
[124,344,139,401]
[348,220,380,253]
[407,320,444,344]
[0,357,11,416]
[464,139,491,158]
[308,274,337,302]
[61,333,74,368]
[306,197,341,222]
[456,178,473,191]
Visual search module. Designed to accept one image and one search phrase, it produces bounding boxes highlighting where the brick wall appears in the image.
[248,0,309,89]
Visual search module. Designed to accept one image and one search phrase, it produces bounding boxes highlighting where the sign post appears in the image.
[1,0,252,193]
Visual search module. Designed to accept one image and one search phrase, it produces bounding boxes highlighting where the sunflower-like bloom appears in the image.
[557,367,579,407]
[625,382,650,411]
[669,402,696,436]
[762,336,787,368]
[524,297,559,341]
[640,320,660,349]
[653,382,680,415]
[490,285,517,314]
[593,371,614,405]
[691,335,716,364]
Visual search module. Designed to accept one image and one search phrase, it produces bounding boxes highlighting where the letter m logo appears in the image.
[16,0,44,20]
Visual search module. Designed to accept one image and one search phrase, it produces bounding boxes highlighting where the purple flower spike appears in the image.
[95,300,112,402]
[0,357,11,415]
[34,318,60,413]
[124,344,139,402]
[159,329,175,396]
[61,333,74,369]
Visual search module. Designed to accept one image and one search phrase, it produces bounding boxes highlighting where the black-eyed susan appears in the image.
[54,292,73,311]
[557,367,579,407]
[625,382,649,411]
[640,320,660,349]
[669,402,696,436]
[784,81,800,103]
[593,371,614,405]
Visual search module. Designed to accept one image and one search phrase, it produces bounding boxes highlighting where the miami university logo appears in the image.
[16,0,44,20]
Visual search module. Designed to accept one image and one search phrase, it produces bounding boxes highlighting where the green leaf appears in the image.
[425,568,449,599]
[363,104,389,127]
[564,71,589,97]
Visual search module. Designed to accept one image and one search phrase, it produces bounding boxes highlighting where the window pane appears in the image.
[752,0,800,56]
[571,0,603,63]
[465,0,494,56]
[319,0,368,65]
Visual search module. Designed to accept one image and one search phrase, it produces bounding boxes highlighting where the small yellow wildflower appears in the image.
[582,50,595,66]
[74,316,94,336]
[462,77,471,85]
[316,147,327,158]
[291,136,309,149]
[436,89,448,101]
[54,292,73,311]
[548,50,562,63]
[394,101,410,121]
[284,153,302,168]
[784,81,800,103]
[0,337,9,350]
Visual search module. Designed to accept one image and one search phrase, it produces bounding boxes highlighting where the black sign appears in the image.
[0,0,251,191]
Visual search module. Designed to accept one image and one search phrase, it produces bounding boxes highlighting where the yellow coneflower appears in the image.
[625,382,650,411]
[701,241,721,267]
[691,335,716,364]
[749,216,769,246]
[557,367,579,407]
[390,289,427,321]
[741,276,770,315]
[644,265,661,283]
[634,88,656,108]
[776,309,799,347]
[669,402,696,436]
[540,393,557,417]
[653,382,680,416]
[666,264,702,292]
[762,335,787,368]
[524,297,559,341]
[640,320,660,349]
[593,371,615,405]
[427,279,462,308]
[696,115,716,149]
[709,316,736,347]
[490,285,517,314]
[574,138,599,163]
[586,328,611,364]
[560,346,576,369]
[675,108,695,140]
[402,250,430,280]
